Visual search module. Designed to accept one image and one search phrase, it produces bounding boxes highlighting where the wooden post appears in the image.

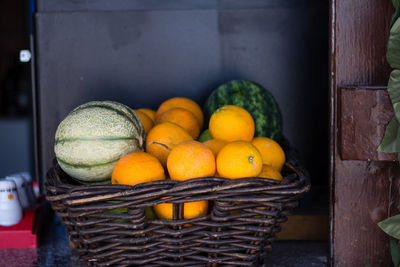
[330,1,400,266]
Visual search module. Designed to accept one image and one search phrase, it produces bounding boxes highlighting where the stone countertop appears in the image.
[0,208,328,267]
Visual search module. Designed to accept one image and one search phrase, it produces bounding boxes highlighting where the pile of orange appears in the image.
[111,97,286,220]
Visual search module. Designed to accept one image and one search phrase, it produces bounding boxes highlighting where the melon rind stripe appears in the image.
[72,102,134,121]
[71,101,143,137]
[77,102,141,126]
[57,157,119,169]
[70,101,145,145]
[55,137,142,166]
[71,103,139,129]
[55,136,139,144]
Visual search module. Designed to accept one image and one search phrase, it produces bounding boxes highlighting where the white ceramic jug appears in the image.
[0,179,23,226]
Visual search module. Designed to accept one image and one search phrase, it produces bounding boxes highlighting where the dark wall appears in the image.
[37,0,321,12]
[0,0,30,116]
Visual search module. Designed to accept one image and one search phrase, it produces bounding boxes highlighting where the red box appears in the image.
[0,209,39,249]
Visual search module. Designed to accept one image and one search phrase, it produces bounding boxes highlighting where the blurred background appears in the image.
[0,0,33,178]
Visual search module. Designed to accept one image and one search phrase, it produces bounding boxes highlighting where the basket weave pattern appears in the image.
[45,152,309,266]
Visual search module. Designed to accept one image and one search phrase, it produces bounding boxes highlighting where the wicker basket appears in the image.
[45,146,310,267]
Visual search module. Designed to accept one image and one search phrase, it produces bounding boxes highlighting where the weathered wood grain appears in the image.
[340,87,397,161]
[331,0,400,266]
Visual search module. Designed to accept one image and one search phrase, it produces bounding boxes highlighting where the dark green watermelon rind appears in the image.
[204,80,282,140]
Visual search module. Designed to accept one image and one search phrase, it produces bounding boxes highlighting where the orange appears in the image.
[154,198,208,220]
[156,97,204,129]
[137,108,156,122]
[251,137,286,172]
[146,122,193,167]
[258,164,283,181]
[134,110,154,133]
[216,141,263,179]
[167,140,216,181]
[209,105,255,142]
[155,108,200,139]
[203,139,228,157]
[111,152,165,186]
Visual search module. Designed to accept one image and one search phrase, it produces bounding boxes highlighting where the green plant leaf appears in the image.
[391,238,400,267]
[388,70,400,121]
[380,70,400,154]
[388,19,400,69]
[378,215,400,239]
[365,262,371,267]
[392,0,400,28]
[377,117,400,152]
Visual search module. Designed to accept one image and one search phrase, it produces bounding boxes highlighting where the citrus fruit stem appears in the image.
[248,155,254,163]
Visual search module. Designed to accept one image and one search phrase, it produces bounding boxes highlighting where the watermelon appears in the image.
[198,129,211,142]
[203,80,282,140]
[54,101,145,183]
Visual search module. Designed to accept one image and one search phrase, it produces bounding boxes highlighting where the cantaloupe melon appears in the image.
[54,101,145,183]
